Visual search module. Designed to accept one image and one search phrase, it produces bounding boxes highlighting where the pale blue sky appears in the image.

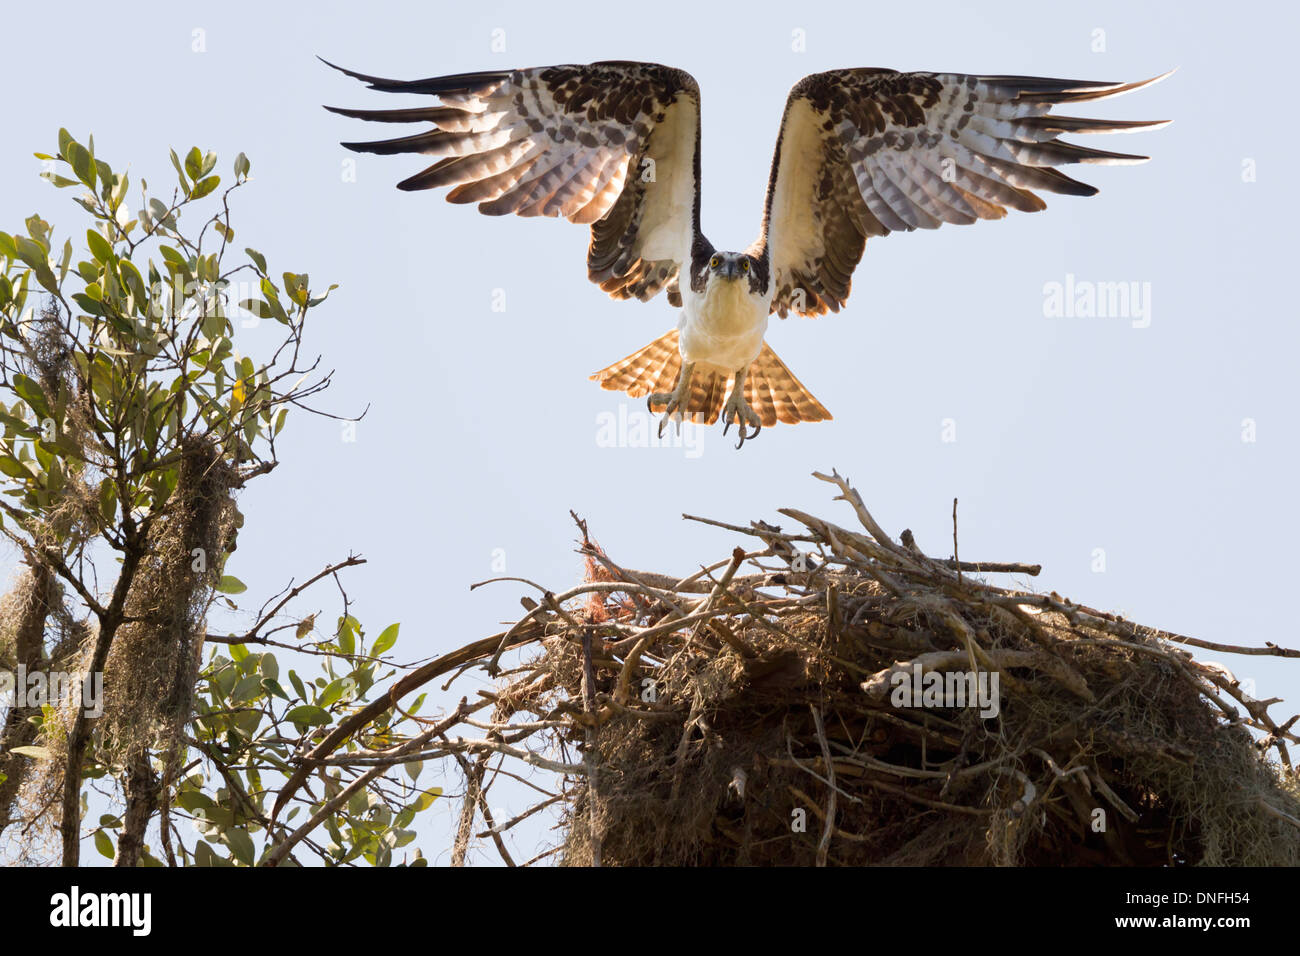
[2,0,1297,864]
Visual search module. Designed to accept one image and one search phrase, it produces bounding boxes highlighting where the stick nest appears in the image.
[453,471,1300,866]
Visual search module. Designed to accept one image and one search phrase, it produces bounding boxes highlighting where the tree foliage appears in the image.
[0,132,440,866]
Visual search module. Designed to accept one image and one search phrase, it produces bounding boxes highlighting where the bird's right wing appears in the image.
[325,59,704,306]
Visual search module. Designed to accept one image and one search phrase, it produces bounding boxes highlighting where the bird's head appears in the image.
[689,247,769,298]
[706,251,754,282]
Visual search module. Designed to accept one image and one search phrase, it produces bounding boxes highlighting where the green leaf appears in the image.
[94,160,113,196]
[372,623,399,656]
[231,675,263,702]
[109,170,130,209]
[67,142,95,189]
[0,457,31,480]
[234,152,251,180]
[57,238,73,283]
[224,828,255,866]
[12,375,50,418]
[149,198,175,230]
[10,745,50,760]
[189,175,220,200]
[94,829,115,859]
[259,652,279,681]
[261,678,290,701]
[317,679,347,708]
[117,259,147,308]
[410,787,442,812]
[337,617,356,657]
[245,247,267,274]
[288,670,307,701]
[175,790,214,813]
[40,172,80,189]
[217,575,246,595]
[86,229,113,264]
[98,478,117,523]
[184,146,204,182]
[284,705,330,727]
[13,235,47,271]
[168,148,189,193]
[283,271,309,306]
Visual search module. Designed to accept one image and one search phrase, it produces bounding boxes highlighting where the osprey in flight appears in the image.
[325,60,1167,446]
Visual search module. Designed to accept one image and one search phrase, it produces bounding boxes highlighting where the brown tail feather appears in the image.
[744,341,833,426]
[591,330,832,427]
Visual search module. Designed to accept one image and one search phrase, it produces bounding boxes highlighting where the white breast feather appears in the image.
[678,275,770,372]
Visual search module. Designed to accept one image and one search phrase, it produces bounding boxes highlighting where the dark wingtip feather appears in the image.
[1039,168,1100,196]
[324,103,459,124]
[338,129,448,156]
[318,54,511,96]
[1011,69,1176,104]
[319,56,430,93]
[1022,115,1172,136]
[325,104,379,120]
[318,56,399,88]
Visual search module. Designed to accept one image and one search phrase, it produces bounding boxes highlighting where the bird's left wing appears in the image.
[757,69,1170,317]
[324,59,703,305]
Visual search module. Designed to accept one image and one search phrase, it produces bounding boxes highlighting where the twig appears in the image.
[952,498,961,587]
[810,705,837,867]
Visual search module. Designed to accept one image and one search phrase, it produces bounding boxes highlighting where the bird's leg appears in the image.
[647,362,695,438]
[720,367,762,449]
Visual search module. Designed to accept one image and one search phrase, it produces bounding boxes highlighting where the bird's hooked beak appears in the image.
[719,258,739,280]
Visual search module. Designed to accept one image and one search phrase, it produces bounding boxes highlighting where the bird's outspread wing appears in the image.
[757,69,1171,317]
[325,59,704,305]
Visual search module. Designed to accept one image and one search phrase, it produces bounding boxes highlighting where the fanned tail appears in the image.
[591,330,832,427]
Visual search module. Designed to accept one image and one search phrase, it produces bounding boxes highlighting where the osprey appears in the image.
[325,60,1167,446]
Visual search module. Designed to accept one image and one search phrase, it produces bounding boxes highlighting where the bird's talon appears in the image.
[648,380,692,438]
[732,419,761,449]
[720,390,762,450]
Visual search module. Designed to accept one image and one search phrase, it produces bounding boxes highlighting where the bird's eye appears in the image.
[740,260,750,273]
[710,256,720,269]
